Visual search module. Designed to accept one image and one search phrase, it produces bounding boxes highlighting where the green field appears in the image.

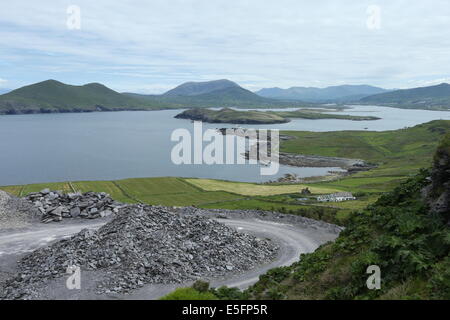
[0,176,355,224]
[0,177,245,207]
[185,178,340,196]
[280,120,450,192]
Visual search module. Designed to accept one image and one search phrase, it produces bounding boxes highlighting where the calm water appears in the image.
[0,105,449,186]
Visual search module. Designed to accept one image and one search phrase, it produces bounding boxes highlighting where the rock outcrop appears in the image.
[424,133,450,221]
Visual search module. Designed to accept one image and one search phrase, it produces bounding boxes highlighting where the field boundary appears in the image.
[112,181,143,204]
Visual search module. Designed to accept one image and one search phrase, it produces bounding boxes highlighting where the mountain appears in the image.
[360,83,450,110]
[0,88,11,95]
[0,79,309,115]
[163,79,239,96]
[256,85,388,102]
[0,80,175,114]
[128,80,305,109]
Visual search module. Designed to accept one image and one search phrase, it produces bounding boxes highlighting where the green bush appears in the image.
[192,280,210,293]
[159,287,217,300]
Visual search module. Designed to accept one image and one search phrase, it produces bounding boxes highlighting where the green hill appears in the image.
[0,80,175,114]
[127,80,308,109]
[0,79,311,114]
[360,83,450,110]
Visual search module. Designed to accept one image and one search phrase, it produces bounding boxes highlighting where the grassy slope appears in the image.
[0,80,175,114]
[246,170,449,300]
[360,83,450,110]
[280,120,450,192]
[243,134,450,300]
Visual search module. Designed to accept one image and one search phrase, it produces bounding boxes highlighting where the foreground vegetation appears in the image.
[246,170,449,299]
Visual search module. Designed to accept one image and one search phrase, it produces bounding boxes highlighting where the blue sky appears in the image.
[1,0,450,93]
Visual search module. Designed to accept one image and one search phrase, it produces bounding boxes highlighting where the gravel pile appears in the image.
[0,190,40,230]
[26,189,124,223]
[1,204,278,299]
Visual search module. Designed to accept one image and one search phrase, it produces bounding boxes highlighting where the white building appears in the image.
[317,192,356,202]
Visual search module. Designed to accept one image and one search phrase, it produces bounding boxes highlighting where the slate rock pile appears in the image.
[0,190,40,229]
[26,189,124,223]
[1,204,278,298]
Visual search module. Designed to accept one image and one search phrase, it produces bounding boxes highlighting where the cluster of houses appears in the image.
[316,192,356,202]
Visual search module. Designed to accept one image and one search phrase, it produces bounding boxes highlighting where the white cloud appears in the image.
[0,0,450,92]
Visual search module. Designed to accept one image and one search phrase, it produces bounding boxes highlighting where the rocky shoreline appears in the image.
[223,128,377,182]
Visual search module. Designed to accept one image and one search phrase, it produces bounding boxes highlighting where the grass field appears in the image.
[280,120,450,192]
[0,177,245,207]
[185,178,341,196]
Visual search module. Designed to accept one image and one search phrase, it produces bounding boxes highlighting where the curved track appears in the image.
[0,217,337,299]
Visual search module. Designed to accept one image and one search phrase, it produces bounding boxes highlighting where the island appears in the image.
[174,108,290,124]
[174,107,381,124]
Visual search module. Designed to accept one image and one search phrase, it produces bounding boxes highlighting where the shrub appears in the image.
[160,287,217,300]
[192,280,210,293]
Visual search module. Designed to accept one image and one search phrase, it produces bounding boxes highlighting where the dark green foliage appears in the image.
[211,286,248,300]
[192,280,210,293]
[245,163,450,299]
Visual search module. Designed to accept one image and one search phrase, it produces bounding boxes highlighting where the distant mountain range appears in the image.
[256,85,389,102]
[1,79,449,115]
[0,79,304,114]
[360,83,450,110]
[125,79,303,109]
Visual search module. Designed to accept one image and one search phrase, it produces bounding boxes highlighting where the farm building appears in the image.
[316,192,356,202]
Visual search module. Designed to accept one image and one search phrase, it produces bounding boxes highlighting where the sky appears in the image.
[1,0,450,94]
